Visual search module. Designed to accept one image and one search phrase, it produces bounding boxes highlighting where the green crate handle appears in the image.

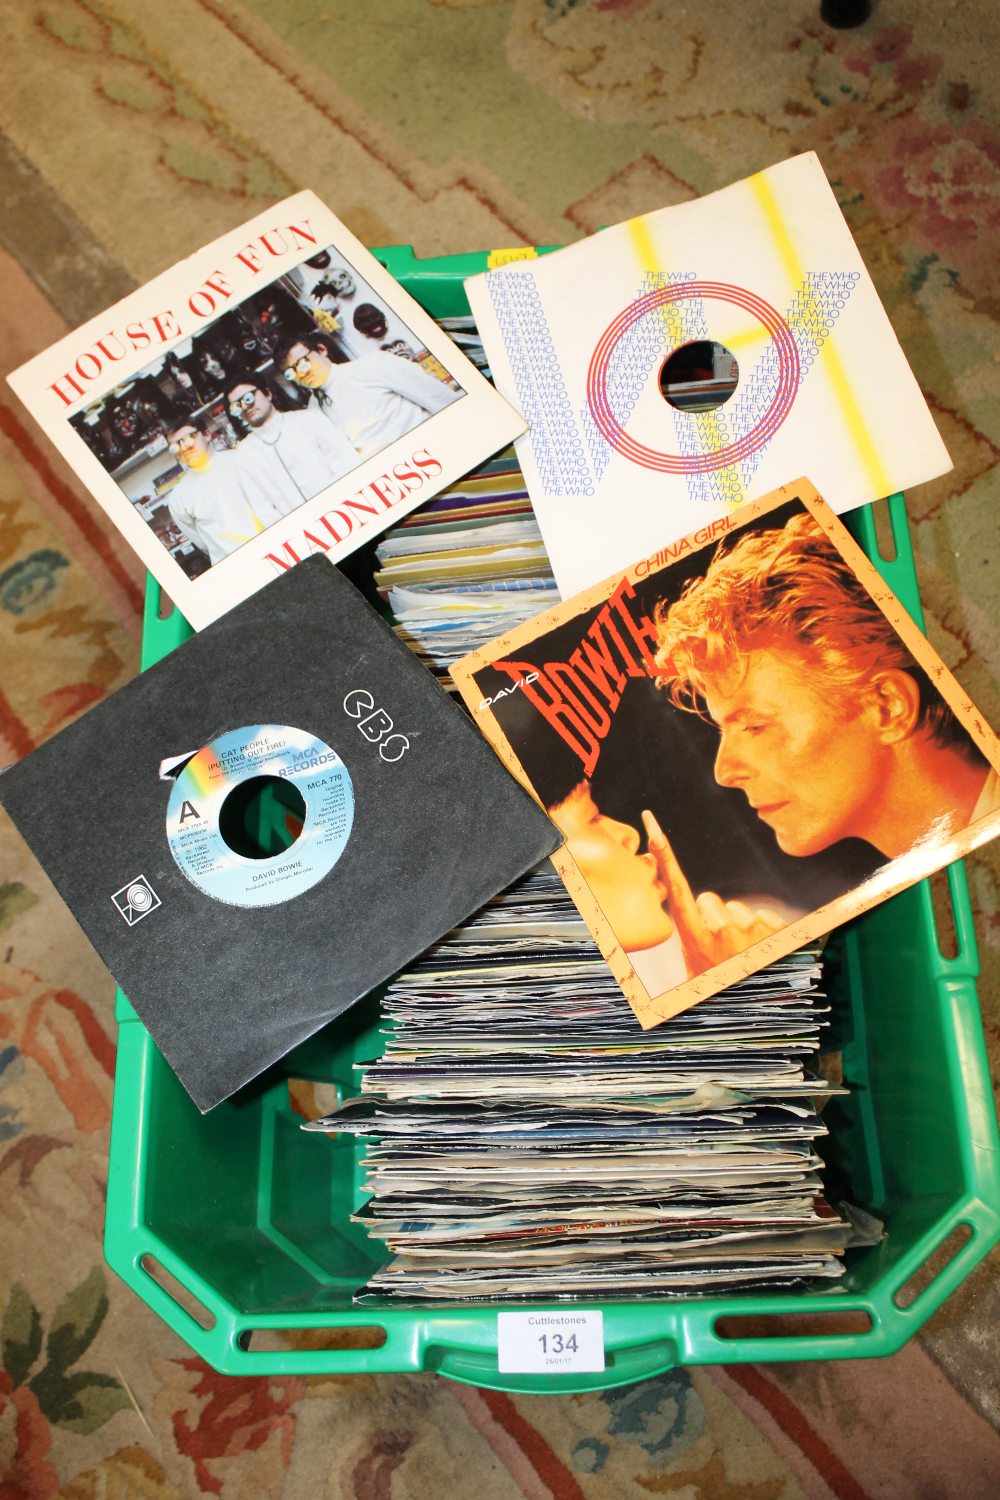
[108,1209,1000,1393]
[106,847,1000,1392]
[847,493,926,629]
[111,499,1000,1392]
[938,861,979,977]
[106,256,1000,1389]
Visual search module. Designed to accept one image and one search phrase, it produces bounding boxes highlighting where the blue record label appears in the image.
[166,724,354,907]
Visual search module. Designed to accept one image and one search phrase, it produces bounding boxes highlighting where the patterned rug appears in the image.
[2,2,998,1495]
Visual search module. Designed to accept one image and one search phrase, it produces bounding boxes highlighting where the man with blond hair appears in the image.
[653,510,999,861]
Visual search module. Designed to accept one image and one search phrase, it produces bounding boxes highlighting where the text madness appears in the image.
[261,449,443,571]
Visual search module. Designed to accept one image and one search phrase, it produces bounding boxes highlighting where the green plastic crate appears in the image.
[104,249,1000,1393]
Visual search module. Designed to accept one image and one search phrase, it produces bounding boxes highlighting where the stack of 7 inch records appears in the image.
[305,307,1000,1302]
[307,861,853,1300]
[6,177,1000,1310]
[308,452,858,1302]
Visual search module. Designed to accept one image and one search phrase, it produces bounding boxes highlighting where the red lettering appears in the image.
[365,478,403,509]
[569,628,626,712]
[289,221,317,251]
[126,321,152,351]
[302,529,332,555]
[259,230,288,258]
[344,497,380,520]
[495,659,600,778]
[187,272,234,321]
[392,463,420,491]
[692,520,730,546]
[263,542,302,573]
[95,332,127,363]
[75,352,102,382]
[643,537,694,575]
[151,311,180,343]
[203,270,232,300]
[50,371,86,407]
[235,245,262,274]
[189,289,217,319]
[318,511,351,545]
[547,663,612,740]
[412,448,442,477]
[606,579,658,674]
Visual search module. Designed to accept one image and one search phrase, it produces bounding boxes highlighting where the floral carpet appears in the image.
[1,2,999,1496]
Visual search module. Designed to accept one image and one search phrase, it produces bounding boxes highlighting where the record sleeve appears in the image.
[451,479,1000,1028]
[7,190,525,630]
[0,556,560,1111]
[465,153,952,598]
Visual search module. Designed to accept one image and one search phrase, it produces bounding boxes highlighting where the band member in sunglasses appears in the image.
[225,377,358,513]
[275,330,458,460]
[164,419,282,567]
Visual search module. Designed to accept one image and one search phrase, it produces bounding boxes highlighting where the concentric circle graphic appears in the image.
[586,281,801,474]
[166,724,354,908]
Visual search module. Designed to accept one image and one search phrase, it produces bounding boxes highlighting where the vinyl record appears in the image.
[165,724,354,907]
[0,555,560,1111]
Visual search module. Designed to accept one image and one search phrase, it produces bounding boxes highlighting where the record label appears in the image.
[166,724,354,908]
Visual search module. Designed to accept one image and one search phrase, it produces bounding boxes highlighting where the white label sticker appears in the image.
[497,1311,605,1374]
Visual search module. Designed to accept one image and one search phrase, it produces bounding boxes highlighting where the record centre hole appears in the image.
[659,340,739,413]
[218,775,306,860]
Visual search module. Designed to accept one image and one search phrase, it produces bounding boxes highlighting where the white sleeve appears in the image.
[302,404,360,473]
[363,351,458,414]
[167,483,205,554]
[229,451,288,523]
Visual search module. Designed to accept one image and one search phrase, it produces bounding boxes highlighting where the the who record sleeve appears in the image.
[451,479,1000,1029]
[465,153,952,599]
[0,556,560,1111]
